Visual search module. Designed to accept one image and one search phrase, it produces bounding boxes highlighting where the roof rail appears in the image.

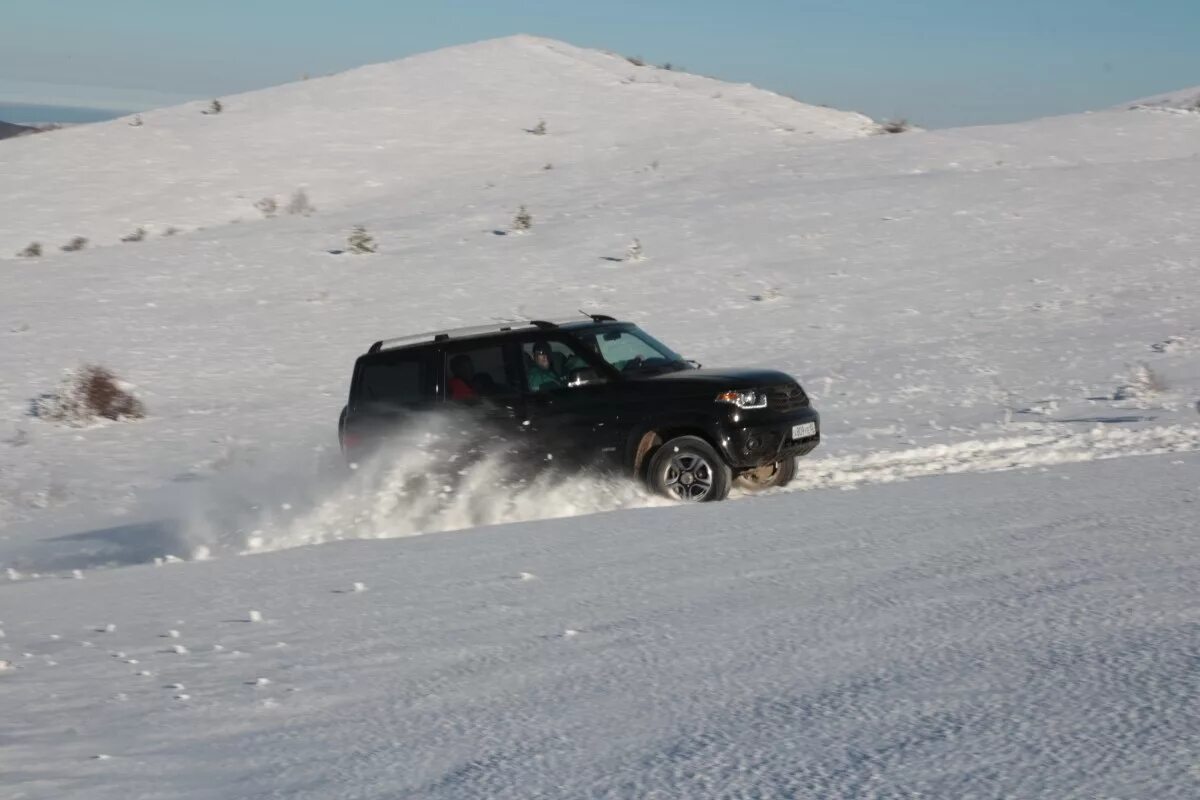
[366,313,620,354]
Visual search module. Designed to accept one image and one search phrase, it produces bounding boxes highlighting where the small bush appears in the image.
[750,288,782,302]
[61,236,88,252]
[1115,362,1168,406]
[129,115,143,127]
[32,365,145,425]
[625,238,644,262]
[17,242,42,258]
[347,225,375,254]
[512,206,533,232]
[527,120,547,135]
[286,188,314,216]
[120,227,146,243]
[254,197,278,218]
[626,55,645,67]
[203,99,223,115]
[877,118,911,134]
[162,226,180,237]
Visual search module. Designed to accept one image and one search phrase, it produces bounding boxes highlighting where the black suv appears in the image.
[338,315,820,502]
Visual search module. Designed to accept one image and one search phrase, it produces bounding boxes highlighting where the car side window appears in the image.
[521,338,605,392]
[356,354,430,408]
[444,343,521,402]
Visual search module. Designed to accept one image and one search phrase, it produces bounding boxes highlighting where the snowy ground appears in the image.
[2,35,1199,799]
[3,455,1198,799]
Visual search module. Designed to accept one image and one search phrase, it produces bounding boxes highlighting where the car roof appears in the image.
[364,315,625,356]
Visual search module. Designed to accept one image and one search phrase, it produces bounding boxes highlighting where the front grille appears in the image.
[767,384,808,413]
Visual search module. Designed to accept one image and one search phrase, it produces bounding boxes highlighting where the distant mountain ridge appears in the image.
[0,119,37,140]
[1122,85,1200,112]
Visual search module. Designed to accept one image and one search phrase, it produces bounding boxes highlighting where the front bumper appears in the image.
[716,407,821,469]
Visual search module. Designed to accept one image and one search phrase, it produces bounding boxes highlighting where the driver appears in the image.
[528,341,563,392]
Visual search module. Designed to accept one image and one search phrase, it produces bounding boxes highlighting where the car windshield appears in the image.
[574,326,691,376]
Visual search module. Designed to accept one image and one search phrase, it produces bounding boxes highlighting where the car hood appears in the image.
[642,367,797,388]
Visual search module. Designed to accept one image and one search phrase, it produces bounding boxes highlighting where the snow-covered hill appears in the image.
[2,37,1199,799]
[0,35,875,257]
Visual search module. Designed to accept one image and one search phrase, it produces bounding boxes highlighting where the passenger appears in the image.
[447,354,478,400]
[528,341,562,392]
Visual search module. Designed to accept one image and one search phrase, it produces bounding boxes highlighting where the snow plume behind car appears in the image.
[174,411,668,561]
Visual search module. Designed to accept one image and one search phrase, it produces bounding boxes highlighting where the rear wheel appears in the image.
[735,457,796,491]
[647,436,731,502]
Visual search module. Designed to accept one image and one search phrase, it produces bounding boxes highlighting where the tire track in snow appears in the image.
[781,425,1200,493]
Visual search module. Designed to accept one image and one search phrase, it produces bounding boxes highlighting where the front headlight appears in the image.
[715,389,767,409]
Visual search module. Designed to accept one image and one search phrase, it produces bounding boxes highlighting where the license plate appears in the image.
[792,422,817,439]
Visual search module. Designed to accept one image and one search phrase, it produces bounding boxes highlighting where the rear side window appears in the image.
[356,354,429,407]
[445,343,520,401]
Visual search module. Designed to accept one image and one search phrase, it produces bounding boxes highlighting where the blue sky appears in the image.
[1,0,1196,127]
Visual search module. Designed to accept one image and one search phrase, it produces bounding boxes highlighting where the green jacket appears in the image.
[528,365,562,392]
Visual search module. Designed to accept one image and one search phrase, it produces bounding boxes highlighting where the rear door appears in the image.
[440,338,527,439]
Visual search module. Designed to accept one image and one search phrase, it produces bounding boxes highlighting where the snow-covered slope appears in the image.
[3,454,1198,799]
[2,36,1200,799]
[0,35,875,257]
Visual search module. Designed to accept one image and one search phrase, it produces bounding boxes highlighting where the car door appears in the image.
[440,337,528,443]
[516,334,624,467]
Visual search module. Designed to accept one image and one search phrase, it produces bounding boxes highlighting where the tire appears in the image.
[734,457,797,492]
[647,436,731,502]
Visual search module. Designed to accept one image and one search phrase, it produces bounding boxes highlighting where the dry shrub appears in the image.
[877,119,911,134]
[33,365,146,425]
[1114,362,1168,407]
[512,205,532,231]
[347,225,375,254]
[286,188,314,215]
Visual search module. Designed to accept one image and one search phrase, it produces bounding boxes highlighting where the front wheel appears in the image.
[735,458,797,491]
[647,436,731,502]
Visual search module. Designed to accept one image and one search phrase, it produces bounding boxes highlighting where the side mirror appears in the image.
[685,359,702,369]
